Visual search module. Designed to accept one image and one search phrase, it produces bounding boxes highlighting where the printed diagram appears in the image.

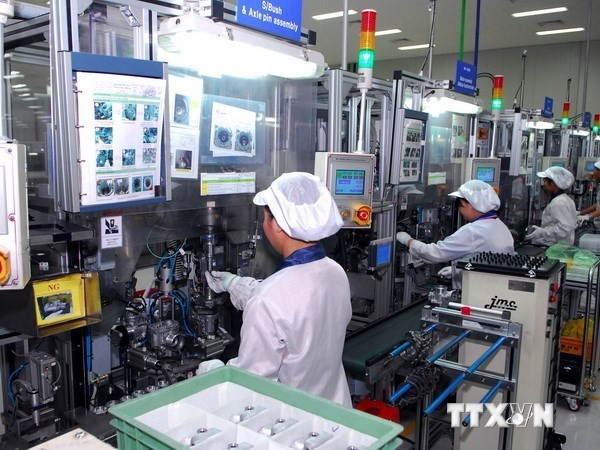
[76,71,165,207]
[209,102,256,157]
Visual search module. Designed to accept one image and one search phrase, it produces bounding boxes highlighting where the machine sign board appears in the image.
[237,0,302,42]
[454,60,476,95]
[542,97,554,118]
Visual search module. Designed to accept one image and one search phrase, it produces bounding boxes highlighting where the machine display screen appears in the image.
[551,162,566,168]
[376,241,392,266]
[475,166,496,183]
[335,170,365,195]
[585,161,596,171]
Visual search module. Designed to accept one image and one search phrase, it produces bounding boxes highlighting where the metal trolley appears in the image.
[559,259,600,411]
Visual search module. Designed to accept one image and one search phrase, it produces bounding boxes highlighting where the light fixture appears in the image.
[158,14,326,80]
[536,28,584,36]
[399,43,431,51]
[312,9,358,21]
[422,89,483,116]
[512,7,568,18]
[375,28,401,36]
[525,115,555,130]
[570,127,590,137]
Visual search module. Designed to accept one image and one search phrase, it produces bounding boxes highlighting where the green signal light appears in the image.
[358,49,375,69]
[593,126,599,133]
[491,98,503,110]
[561,117,569,125]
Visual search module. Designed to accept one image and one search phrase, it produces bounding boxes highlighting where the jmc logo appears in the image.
[484,295,517,311]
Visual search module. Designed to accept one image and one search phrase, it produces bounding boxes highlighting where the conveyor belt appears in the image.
[343,300,425,379]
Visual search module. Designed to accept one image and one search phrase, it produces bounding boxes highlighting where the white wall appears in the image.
[373,40,600,120]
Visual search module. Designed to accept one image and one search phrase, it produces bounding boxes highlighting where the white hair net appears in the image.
[448,179,501,213]
[594,161,600,170]
[536,166,574,190]
[253,172,343,242]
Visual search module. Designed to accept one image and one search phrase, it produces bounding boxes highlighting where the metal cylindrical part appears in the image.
[126,347,161,369]
[159,266,173,293]
[31,390,41,426]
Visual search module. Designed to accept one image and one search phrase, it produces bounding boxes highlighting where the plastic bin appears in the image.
[109,366,403,450]
[560,336,592,360]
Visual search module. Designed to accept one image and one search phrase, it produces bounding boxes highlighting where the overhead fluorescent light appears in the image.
[525,115,555,130]
[422,89,483,116]
[158,15,326,80]
[536,27,584,36]
[512,7,568,18]
[375,29,402,36]
[312,10,358,21]
[399,44,431,51]
[570,127,590,137]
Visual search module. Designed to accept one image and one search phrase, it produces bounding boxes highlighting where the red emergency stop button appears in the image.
[354,205,372,226]
[549,295,557,303]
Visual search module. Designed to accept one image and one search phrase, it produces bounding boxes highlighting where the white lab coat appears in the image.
[227,258,352,406]
[409,217,514,289]
[532,193,576,246]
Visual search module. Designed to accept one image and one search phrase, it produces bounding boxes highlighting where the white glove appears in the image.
[525,225,541,241]
[577,214,591,226]
[196,359,224,375]
[437,266,453,278]
[205,271,237,293]
[396,232,412,246]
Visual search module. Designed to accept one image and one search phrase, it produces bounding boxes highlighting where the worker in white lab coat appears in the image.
[526,166,576,245]
[203,172,352,406]
[396,180,514,289]
[577,161,600,227]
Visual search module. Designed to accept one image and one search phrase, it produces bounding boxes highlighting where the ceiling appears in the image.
[302,0,599,66]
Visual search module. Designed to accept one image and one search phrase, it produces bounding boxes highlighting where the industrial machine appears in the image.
[456,252,565,450]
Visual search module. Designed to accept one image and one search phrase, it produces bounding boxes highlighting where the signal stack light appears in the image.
[357,9,377,90]
[593,114,599,133]
[491,75,504,111]
[561,102,570,126]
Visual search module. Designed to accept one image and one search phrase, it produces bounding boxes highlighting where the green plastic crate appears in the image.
[109,366,403,449]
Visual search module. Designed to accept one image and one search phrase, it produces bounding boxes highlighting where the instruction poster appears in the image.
[169,74,202,179]
[75,72,166,207]
[451,114,466,162]
[398,118,425,183]
[210,102,257,158]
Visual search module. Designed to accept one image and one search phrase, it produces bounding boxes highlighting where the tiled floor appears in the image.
[555,394,600,449]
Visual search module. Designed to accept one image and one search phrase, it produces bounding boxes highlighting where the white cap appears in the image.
[594,161,600,170]
[253,172,343,242]
[448,180,501,213]
[536,166,574,190]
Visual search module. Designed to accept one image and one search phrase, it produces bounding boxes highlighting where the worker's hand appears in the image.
[577,214,591,226]
[525,225,541,241]
[437,266,453,278]
[396,232,412,246]
[205,271,237,293]
[196,359,224,375]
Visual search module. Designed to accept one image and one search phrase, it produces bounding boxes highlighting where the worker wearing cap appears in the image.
[396,180,514,289]
[526,166,576,245]
[576,161,600,226]
[204,172,352,406]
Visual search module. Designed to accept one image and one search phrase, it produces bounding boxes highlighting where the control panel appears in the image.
[464,157,501,189]
[576,156,597,180]
[0,143,30,290]
[541,156,568,171]
[314,152,375,228]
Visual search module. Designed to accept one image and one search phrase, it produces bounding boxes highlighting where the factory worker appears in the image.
[396,180,514,289]
[577,161,600,226]
[204,172,352,406]
[526,166,576,245]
